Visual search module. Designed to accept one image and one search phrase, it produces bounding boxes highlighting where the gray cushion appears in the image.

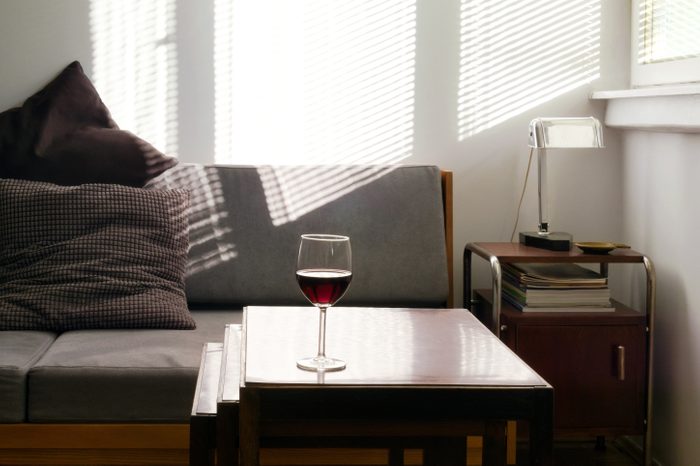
[0,331,56,422]
[147,164,449,307]
[0,179,195,331]
[27,310,241,422]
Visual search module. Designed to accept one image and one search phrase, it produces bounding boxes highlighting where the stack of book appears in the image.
[502,263,613,312]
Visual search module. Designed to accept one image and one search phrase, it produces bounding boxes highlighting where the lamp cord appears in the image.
[510,147,534,242]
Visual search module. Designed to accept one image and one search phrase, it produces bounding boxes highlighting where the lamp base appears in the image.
[519,231,572,251]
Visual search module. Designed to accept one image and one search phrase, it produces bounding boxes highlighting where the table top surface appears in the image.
[465,242,646,263]
[237,306,549,389]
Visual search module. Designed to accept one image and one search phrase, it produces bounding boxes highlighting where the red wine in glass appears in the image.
[296,269,352,307]
[295,234,352,372]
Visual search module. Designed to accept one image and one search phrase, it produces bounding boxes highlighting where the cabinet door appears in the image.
[514,324,645,433]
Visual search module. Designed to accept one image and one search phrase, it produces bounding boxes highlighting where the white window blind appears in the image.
[632,0,700,86]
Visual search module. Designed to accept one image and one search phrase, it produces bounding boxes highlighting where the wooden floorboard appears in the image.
[258,439,640,466]
[517,440,641,466]
[0,438,640,466]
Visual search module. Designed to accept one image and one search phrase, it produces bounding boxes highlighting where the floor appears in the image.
[258,438,641,465]
[517,440,640,466]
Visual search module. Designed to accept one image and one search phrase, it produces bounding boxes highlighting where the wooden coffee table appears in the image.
[218,306,553,466]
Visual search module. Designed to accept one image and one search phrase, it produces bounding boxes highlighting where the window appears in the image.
[631,0,700,86]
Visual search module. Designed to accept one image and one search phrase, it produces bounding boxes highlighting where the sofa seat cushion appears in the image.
[27,310,241,422]
[0,331,57,422]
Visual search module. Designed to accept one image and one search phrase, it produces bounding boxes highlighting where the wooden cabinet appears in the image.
[464,242,655,465]
[475,292,646,434]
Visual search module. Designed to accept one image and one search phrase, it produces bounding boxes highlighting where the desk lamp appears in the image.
[519,116,604,251]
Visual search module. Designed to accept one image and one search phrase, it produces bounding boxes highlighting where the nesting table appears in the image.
[192,306,554,466]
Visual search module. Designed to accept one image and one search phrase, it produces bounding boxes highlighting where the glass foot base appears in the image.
[296,356,346,372]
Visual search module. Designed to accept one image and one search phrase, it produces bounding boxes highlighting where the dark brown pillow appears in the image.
[0,179,195,332]
[0,61,176,186]
[34,127,178,186]
[0,107,23,176]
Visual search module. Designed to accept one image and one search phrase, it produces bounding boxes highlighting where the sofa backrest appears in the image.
[147,164,450,308]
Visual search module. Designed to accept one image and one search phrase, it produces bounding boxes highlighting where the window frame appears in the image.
[630,0,700,87]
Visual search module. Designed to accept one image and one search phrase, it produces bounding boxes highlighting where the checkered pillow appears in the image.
[0,179,195,331]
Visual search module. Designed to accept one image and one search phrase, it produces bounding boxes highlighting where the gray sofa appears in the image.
[0,164,452,465]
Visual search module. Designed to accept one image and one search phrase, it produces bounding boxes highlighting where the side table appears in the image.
[190,341,224,466]
[463,242,655,466]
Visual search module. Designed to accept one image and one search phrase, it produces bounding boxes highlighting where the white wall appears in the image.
[0,0,93,110]
[621,129,700,465]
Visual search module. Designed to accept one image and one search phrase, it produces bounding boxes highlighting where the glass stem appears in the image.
[317,306,327,359]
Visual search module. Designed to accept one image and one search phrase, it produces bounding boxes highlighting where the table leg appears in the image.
[189,416,216,466]
[239,388,260,466]
[483,421,507,466]
[529,389,553,466]
[217,402,240,466]
[423,437,466,466]
[388,447,404,466]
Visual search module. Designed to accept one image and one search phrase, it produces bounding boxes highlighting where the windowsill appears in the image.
[590,84,700,133]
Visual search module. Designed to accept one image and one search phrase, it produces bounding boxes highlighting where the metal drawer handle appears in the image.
[617,345,625,381]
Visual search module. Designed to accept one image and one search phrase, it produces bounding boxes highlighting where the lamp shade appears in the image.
[520,116,605,251]
[529,117,604,149]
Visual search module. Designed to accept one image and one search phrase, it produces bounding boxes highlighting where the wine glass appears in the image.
[295,234,352,372]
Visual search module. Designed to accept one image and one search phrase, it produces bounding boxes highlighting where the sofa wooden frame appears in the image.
[0,170,453,466]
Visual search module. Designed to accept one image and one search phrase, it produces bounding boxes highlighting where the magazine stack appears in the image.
[502,262,613,312]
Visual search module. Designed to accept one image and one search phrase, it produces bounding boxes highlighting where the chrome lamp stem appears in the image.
[537,148,549,236]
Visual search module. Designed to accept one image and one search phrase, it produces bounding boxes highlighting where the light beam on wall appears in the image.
[458,0,600,139]
[214,0,416,224]
[214,0,417,224]
[146,164,237,276]
[89,0,179,157]
[258,164,398,226]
